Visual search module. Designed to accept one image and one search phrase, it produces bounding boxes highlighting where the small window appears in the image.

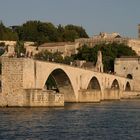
[136,67,138,70]
[123,67,126,70]
[127,74,133,79]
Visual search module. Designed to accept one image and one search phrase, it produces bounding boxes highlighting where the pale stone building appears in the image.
[114,57,140,91]
[25,42,80,58]
[0,40,16,46]
[0,40,35,57]
[38,42,79,57]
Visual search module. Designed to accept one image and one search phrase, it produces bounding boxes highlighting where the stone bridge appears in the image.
[0,57,134,106]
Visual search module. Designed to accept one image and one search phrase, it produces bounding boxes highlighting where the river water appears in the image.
[0,100,140,140]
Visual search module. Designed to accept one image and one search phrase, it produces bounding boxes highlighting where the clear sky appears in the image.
[0,0,140,38]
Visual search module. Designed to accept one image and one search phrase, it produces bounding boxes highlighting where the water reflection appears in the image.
[0,100,140,140]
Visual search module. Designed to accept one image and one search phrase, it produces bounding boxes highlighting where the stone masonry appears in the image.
[0,56,138,107]
[0,57,64,106]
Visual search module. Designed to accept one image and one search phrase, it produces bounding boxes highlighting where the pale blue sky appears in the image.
[0,0,140,37]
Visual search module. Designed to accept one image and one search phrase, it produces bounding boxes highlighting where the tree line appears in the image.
[0,22,18,40]
[0,20,88,45]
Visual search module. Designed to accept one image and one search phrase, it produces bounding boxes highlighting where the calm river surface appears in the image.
[0,100,140,140]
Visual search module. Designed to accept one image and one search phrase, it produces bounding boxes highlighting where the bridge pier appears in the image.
[78,90,101,102]
[24,89,64,107]
[103,89,121,100]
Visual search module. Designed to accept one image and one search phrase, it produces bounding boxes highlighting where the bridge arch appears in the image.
[111,79,120,90]
[125,81,131,91]
[43,68,76,102]
[103,78,121,100]
[87,76,101,90]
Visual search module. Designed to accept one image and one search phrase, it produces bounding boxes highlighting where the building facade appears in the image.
[25,42,80,58]
[114,57,140,91]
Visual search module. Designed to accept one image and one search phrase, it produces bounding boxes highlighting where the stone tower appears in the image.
[95,51,103,72]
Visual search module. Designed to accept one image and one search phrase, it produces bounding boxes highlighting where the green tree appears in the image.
[63,56,74,64]
[63,30,78,42]
[15,20,89,44]
[16,20,58,45]
[74,44,95,62]
[34,50,63,63]
[0,21,18,40]
[65,24,89,38]
[57,24,65,42]
[73,43,137,72]
[34,50,74,64]
[15,41,26,57]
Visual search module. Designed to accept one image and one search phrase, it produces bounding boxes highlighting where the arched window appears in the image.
[127,74,133,79]
[111,79,120,90]
[125,82,131,91]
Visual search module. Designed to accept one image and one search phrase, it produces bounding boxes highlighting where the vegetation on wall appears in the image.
[15,41,26,57]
